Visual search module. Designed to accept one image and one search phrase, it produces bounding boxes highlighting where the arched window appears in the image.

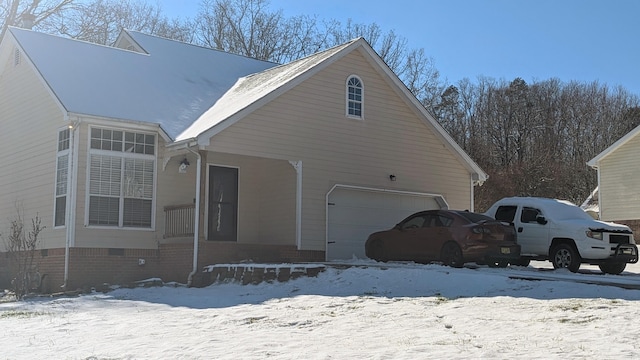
[346,75,363,118]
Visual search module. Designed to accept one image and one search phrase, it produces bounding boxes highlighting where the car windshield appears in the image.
[455,211,494,223]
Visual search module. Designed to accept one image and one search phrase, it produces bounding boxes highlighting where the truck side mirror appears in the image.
[536,216,548,225]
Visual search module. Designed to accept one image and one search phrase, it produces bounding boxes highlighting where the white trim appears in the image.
[204,163,240,242]
[588,124,640,169]
[53,127,71,229]
[345,74,364,120]
[325,184,449,259]
[75,115,172,143]
[597,170,603,220]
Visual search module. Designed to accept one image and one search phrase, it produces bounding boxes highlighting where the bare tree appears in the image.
[192,0,447,111]
[0,0,73,40]
[43,0,194,45]
[195,0,285,59]
[3,207,44,299]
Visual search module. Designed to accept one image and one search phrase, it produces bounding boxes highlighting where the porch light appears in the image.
[389,174,396,181]
[178,158,190,174]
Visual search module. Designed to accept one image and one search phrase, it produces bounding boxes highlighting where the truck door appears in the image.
[493,205,549,256]
[515,206,550,256]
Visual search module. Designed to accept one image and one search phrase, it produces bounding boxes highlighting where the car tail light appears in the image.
[471,226,491,235]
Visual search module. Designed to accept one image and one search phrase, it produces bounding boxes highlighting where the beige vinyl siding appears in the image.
[598,134,640,221]
[202,49,472,251]
[0,46,68,249]
[154,144,198,244]
[204,153,296,245]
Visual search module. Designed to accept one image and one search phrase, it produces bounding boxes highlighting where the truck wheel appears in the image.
[598,263,626,275]
[551,244,580,272]
[441,242,464,268]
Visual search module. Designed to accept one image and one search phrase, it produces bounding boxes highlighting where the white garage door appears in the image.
[326,186,447,261]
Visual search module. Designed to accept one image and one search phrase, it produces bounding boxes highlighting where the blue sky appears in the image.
[160,0,640,95]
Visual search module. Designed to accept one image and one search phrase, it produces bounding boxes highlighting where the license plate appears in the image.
[501,247,511,254]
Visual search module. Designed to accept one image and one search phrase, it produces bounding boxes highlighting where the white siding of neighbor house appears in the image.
[598,134,640,221]
[200,49,472,251]
[0,45,69,249]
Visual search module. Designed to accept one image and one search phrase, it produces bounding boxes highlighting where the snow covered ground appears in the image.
[3,260,640,359]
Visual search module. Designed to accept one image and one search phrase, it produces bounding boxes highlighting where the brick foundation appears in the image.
[0,242,325,292]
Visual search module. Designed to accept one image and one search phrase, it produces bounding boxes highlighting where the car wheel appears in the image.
[368,239,387,262]
[551,243,580,272]
[599,263,626,275]
[440,242,464,268]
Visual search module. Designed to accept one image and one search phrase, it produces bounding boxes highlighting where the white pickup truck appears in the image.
[485,197,638,274]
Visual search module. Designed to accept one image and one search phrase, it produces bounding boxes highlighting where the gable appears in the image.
[177,38,486,183]
[588,123,640,168]
[201,49,472,183]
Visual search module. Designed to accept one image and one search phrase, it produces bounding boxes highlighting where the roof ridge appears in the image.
[124,29,279,65]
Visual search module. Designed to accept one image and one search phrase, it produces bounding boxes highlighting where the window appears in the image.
[494,206,517,223]
[521,207,542,223]
[346,75,363,118]
[54,129,70,227]
[401,215,425,230]
[88,127,155,228]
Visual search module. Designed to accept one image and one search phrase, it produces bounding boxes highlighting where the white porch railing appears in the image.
[164,204,195,238]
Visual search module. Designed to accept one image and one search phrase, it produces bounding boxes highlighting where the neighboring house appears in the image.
[0,26,487,290]
[588,126,640,234]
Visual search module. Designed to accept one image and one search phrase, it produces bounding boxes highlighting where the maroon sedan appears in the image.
[365,210,520,267]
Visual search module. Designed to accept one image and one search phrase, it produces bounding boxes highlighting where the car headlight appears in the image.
[586,230,603,240]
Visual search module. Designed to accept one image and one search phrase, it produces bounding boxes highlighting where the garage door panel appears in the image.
[326,188,444,261]
[328,206,405,227]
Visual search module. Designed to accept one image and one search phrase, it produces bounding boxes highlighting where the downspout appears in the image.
[63,119,79,290]
[186,147,202,287]
[470,175,475,212]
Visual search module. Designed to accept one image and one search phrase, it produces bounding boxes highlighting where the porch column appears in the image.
[289,160,302,249]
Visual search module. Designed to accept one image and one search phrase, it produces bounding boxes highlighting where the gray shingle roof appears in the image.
[9,27,277,139]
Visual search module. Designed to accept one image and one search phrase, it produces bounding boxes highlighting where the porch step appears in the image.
[196,263,327,287]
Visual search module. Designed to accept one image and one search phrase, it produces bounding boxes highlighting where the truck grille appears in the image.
[610,234,631,245]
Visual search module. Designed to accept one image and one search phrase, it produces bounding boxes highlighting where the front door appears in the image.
[208,165,238,241]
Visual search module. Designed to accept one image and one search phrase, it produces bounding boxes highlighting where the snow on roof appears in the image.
[9,27,277,139]
[176,38,360,141]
